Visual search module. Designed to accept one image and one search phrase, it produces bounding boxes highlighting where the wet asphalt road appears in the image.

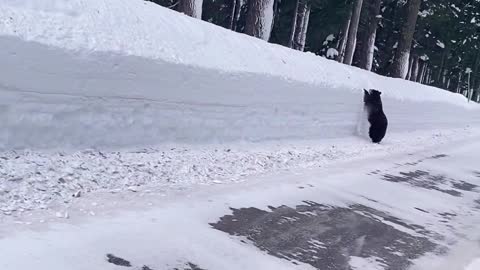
[101,148,480,270]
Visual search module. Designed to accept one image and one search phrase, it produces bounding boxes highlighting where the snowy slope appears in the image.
[0,0,479,150]
[0,0,475,105]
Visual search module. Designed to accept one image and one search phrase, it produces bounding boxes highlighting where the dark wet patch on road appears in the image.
[210,201,437,270]
[438,212,457,224]
[106,253,132,267]
[474,199,480,209]
[173,262,207,270]
[105,253,205,270]
[414,207,429,213]
[401,154,448,167]
[429,154,448,159]
[381,170,478,197]
[451,181,478,192]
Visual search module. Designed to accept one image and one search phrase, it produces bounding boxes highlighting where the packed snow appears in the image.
[349,256,387,270]
[326,47,339,58]
[0,1,479,269]
[1,127,478,215]
[0,0,476,106]
[0,0,479,215]
[436,40,446,49]
[1,138,479,270]
[465,259,480,270]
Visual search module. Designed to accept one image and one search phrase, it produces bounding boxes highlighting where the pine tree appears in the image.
[354,0,382,71]
[245,0,276,41]
[291,0,311,51]
[178,0,204,19]
[343,0,364,65]
[389,0,421,79]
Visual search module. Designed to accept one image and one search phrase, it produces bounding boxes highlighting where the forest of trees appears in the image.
[147,0,480,102]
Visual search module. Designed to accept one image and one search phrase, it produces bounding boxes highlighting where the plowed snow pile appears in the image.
[0,0,479,214]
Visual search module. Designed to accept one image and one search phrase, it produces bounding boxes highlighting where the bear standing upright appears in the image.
[363,89,388,143]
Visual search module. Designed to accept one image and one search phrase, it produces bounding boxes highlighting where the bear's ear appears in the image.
[364,89,369,95]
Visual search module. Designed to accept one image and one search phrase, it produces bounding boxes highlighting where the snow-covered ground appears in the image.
[1,127,479,216]
[0,1,480,269]
[1,137,479,270]
[0,0,479,215]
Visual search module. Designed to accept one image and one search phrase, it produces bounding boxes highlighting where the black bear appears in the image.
[363,89,388,143]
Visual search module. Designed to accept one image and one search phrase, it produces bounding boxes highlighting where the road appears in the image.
[0,139,479,270]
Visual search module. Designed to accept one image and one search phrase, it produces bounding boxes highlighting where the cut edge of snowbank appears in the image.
[1,125,479,217]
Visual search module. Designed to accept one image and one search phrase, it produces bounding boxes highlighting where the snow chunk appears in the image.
[326,48,339,59]
[436,40,445,49]
[420,55,430,61]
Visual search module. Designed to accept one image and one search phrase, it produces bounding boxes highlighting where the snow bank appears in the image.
[1,127,479,214]
[466,259,480,270]
[0,0,479,150]
[0,0,475,106]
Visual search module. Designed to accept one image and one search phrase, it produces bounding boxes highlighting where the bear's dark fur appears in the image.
[364,89,388,143]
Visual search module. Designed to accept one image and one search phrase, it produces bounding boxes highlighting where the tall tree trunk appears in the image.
[245,0,275,41]
[418,61,426,83]
[355,0,382,70]
[293,0,311,51]
[456,71,463,93]
[232,0,244,31]
[409,55,419,82]
[288,0,301,48]
[441,68,448,87]
[389,0,421,79]
[229,0,238,30]
[343,0,364,65]
[299,4,311,51]
[471,51,480,91]
[424,68,431,85]
[435,46,450,85]
[336,9,352,62]
[406,56,414,80]
[178,0,204,19]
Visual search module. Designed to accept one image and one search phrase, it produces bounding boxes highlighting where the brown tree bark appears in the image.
[406,56,414,80]
[178,0,204,19]
[409,55,419,82]
[293,0,311,51]
[455,68,464,93]
[231,0,244,31]
[336,10,352,62]
[435,45,450,86]
[229,0,238,30]
[343,0,364,65]
[245,0,275,41]
[471,51,480,91]
[389,0,422,79]
[288,0,301,48]
[355,0,382,71]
